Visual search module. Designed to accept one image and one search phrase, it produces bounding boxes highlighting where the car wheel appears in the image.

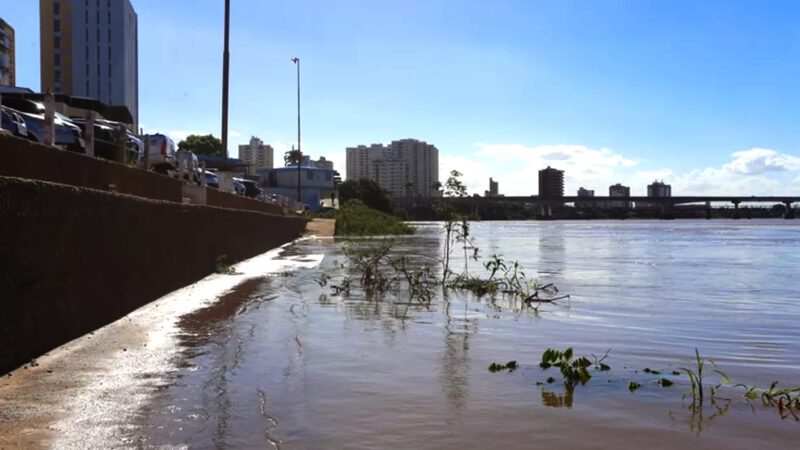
[27,133,40,143]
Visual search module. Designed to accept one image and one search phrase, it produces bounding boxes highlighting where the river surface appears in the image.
[135,220,800,449]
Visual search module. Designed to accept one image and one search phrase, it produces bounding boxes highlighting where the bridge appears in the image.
[439,195,800,219]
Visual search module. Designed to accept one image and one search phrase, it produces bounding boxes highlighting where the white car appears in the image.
[142,134,177,173]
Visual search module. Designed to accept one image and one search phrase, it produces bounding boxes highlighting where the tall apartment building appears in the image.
[485,177,499,197]
[40,0,139,127]
[346,139,439,197]
[0,18,14,86]
[238,136,274,174]
[538,166,564,198]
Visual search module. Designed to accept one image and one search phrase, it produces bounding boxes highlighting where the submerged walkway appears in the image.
[305,218,336,237]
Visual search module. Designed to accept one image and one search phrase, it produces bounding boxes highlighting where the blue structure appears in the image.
[257,165,335,211]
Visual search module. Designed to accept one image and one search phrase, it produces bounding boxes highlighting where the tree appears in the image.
[178,134,223,157]
[284,148,302,166]
[337,178,394,214]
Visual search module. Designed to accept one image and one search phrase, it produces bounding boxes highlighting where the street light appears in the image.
[291,56,301,204]
[221,0,231,160]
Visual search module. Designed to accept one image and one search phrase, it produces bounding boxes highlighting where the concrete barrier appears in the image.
[206,187,286,215]
[0,134,183,202]
[0,176,308,374]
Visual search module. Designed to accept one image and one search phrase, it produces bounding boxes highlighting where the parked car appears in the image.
[203,170,219,188]
[234,179,246,196]
[1,106,28,138]
[173,150,202,183]
[142,133,177,173]
[0,98,85,152]
[70,117,140,164]
[233,178,263,198]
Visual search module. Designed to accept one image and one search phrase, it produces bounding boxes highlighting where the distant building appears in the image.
[302,155,334,170]
[0,18,15,86]
[608,183,632,209]
[257,166,335,211]
[647,180,672,198]
[238,136,274,175]
[346,138,439,197]
[538,166,564,198]
[40,0,139,128]
[576,187,594,208]
[485,177,501,197]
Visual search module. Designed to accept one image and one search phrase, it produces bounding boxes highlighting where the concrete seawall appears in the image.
[0,176,307,375]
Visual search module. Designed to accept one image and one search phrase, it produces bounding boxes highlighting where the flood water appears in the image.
[135,220,800,449]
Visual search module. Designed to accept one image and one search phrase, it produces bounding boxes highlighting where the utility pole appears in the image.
[291,56,302,204]
[221,0,231,160]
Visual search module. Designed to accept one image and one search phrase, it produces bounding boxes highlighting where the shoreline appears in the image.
[0,241,323,449]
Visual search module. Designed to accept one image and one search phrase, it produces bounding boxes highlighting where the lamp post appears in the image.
[291,57,302,204]
[221,0,231,160]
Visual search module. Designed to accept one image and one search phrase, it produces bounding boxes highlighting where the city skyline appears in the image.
[3,0,800,196]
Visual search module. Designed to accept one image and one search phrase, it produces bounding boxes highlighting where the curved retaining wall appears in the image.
[0,176,307,374]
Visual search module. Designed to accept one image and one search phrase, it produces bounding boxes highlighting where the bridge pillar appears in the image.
[732,200,741,220]
[705,201,712,220]
[785,201,795,219]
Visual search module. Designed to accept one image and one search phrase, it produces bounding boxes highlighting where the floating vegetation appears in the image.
[629,381,641,392]
[660,378,675,387]
[488,361,518,373]
[539,347,595,387]
[735,381,800,420]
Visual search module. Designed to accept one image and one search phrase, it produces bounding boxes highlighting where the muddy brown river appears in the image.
[3,220,800,448]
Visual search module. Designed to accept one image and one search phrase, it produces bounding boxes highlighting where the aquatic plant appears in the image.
[628,381,641,392]
[679,348,730,407]
[735,381,800,420]
[540,347,593,387]
[488,361,518,373]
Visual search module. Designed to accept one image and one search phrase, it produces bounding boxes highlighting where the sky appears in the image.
[4,0,800,195]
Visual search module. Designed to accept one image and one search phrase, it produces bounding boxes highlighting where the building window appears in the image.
[97,29,100,41]
[55,71,61,82]
[108,47,111,59]
[54,36,61,48]
[54,2,60,15]
[86,46,89,59]
[97,11,100,25]
[97,64,100,77]
[54,54,61,66]
[54,20,61,32]
[108,29,111,41]
[108,12,111,24]
[108,64,112,77]
[86,81,90,95]
[306,171,314,181]
[97,46,100,59]
[325,172,332,181]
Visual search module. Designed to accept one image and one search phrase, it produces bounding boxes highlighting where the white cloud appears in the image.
[230,130,242,139]
[723,148,800,175]
[441,144,800,196]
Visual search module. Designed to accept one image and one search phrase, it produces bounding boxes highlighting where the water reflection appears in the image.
[135,221,800,449]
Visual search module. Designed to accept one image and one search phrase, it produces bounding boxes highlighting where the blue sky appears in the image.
[5,0,800,195]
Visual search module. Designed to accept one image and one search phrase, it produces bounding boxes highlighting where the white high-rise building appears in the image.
[40,0,139,128]
[346,139,439,198]
[238,136,274,174]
